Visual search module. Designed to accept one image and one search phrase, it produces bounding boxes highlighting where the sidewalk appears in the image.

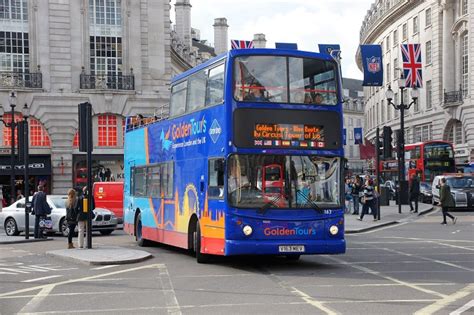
[47,246,153,265]
[345,201,434,233]
[0,234,52,244]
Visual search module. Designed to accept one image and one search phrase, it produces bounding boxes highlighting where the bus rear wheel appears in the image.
[135,213,150,247]
[195,222,210,264]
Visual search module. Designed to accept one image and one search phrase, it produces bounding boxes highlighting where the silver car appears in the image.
[0,195,118,237]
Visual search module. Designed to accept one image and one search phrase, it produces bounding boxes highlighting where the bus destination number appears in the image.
[253,123,325,148]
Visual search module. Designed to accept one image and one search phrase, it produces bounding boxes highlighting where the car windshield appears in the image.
[228,155,341,209]
[49,196,67,208]
[446,176,474,188]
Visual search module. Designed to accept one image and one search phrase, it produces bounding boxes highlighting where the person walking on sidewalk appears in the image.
[351,177,362,215]
[409,174,420,213]
[65,189,79,249]
[358,179,378,221]
[439,177,457,225]
[344,178,353,214]
[32,185,51,239]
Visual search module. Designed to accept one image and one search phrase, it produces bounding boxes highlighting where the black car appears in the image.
[419,181,432,203]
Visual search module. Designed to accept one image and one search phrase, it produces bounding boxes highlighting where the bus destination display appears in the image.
[253,123,325,148]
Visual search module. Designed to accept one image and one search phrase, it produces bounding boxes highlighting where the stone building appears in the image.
[0,0,220,199]
[357,0,474,165]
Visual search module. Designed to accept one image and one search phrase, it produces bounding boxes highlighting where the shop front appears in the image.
[72,154,124,189]
[0,155,52,204]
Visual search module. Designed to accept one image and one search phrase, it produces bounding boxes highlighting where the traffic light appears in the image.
[78,102,92,152]
[383,126,393,159]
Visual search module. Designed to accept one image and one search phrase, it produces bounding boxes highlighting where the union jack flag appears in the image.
[231,39,254,49]
[401,44,423,88]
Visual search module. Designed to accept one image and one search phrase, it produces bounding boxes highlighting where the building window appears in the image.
[97,114,117,146]
[426,80,432,109]
[73,132,79,147]
[447,121,463,144]
[393,29,398,46]
[402,23,407,40]
[461,33,468,94]
[30,118,51,147]
[462,0,468,15]
[0,0,29,74]
[89,0,123,86]
[414,96,419,112]
[349,117,353,126]
[386,62,391,83]
[413,16,419,34]
[356,118,361,127]
[393,58,398,80]
[426,40,432,65]
[394,93,399,117]
[425,7,432,26]
[381,100,385,122]
[386,35,390,51]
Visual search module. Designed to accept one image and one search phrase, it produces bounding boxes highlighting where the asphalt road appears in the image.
[0,206,473,315]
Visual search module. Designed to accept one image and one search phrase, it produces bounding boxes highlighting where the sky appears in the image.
[171,0,375,80]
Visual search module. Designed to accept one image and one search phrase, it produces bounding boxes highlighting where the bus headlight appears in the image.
[243,225,253,236]
[329,225,339,235]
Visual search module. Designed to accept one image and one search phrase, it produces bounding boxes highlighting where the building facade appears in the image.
[0,0,174,199]
[342,78,366,174]
[357,0,474,165]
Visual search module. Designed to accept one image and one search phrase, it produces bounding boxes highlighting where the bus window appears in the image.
[234,56,287,102]
[187,70,207,112]
[206,63,225,106]
[208,158,224,199]
[170,81,187,116]
[132,166,147,197]
[147,165,161,198]
[289,57,338,105]
[161,162,174,199]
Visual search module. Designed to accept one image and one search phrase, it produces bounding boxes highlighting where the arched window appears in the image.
[2,113,22,146]
[461,33,468,94]
[2,114,50,147]
[446,120,463,145]
[98,114,117,146]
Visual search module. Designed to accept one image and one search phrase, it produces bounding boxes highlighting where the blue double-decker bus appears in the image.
[124,48,345,262]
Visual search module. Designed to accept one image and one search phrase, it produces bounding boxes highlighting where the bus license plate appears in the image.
[279,245,305,253]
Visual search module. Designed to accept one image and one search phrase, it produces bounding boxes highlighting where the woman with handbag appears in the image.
[65,189,79,249]
[358,179,378,221]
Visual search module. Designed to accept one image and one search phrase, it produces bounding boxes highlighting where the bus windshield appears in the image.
[228,155,341,209]
[424,143,454,159]
[234,56,338,105]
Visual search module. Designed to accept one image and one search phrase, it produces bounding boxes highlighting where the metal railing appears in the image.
[444,88,464,105]
[80,69,135,90]
[0,70,42,89]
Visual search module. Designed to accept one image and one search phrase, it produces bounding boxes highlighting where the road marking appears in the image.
[0,291,128,300]
[351,222,408,234]
[414,284,474,315]
[175,273,253,278]
[450,299,474,315]
[324,255,446,298]
[22,275,62,283]
[157,264,182,315]
[298,282,458,288]
[323,299,438,304]
[385,236,474,244]
[91,265,119,270]
[381,247,474,272]
[18,284,55,314]
[0,263,165,298]
[289,287,338,315]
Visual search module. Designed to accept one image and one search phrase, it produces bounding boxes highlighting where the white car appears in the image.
[0,195,118,237]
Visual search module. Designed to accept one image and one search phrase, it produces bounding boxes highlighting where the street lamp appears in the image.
[21,103,30,239]
[385,77,419,213]
[0,91,18,206]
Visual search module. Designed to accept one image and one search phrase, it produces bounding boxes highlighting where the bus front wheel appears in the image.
[135,212,150,247]
[195,222,210,264]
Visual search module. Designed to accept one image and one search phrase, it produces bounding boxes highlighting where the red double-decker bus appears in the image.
[380,141,456,183]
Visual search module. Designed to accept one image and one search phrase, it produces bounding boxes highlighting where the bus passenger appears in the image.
[244,83,268,102]
[304,93,313,104]
[314,93,323,104]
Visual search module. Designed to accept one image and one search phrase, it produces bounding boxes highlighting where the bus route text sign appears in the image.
[253,123,325,148]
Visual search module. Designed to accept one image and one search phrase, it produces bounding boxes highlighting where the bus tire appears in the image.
[195,221,210,264]
[286,255,301,261]
[135,212,150,247]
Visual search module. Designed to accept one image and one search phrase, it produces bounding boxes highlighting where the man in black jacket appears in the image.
[409,174,420,213]
[32,185,51,239]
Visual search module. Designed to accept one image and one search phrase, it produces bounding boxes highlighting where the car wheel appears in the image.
[60,219,69,237]
[135,213,150,247]
[100,229,114,236]
[5,218,19,236]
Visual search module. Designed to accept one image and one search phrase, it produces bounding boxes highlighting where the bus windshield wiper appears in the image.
[257,194,284,215]
[295,190,324,214]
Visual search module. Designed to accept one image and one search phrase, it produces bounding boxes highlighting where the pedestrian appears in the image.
[344,178,353,214]
[358,179,378,221]
[409,174,420,213]
[32,185,52,239]
[351,177,362,215]
[76,186,95,248]
[439,177,457,225]
[16,190,24,201]
[65,189,79,249]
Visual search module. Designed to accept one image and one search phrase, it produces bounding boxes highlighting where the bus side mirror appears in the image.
[215,159,224,172]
